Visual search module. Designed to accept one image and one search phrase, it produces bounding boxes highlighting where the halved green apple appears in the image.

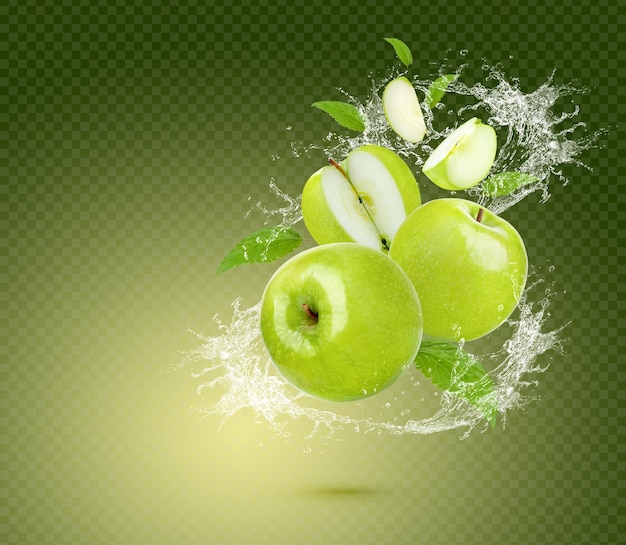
[301,145,421,253]
[382,76,427,143]
[422,117,497,191]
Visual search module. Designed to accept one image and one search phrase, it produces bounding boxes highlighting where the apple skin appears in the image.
[301,145,421,252]
[422,117,497,191]
[260,243,423,402]
[389,198,527,342]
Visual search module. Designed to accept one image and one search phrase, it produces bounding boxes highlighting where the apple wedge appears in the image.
[383,76,427,143]
[301,145,421,253]
[422,117,497,191]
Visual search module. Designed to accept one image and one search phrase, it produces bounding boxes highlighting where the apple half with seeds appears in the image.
[382,76,427,143]
[422,117,497,191]
[302,145,421,253]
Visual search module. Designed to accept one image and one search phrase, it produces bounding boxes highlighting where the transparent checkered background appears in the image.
[3,0,624,544]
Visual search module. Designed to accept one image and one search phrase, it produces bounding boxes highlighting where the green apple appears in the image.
[260,243,423,402]
[389,198,527,342]
[383,76,427,143]
[302,145,421,253]
[422,117,497,191]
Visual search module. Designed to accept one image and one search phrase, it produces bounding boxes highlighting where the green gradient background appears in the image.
[3,1,624,544]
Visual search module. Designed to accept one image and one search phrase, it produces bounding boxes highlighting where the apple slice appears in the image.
[301,145,421,252]
[422,117,497,191]
[383,76,427,143]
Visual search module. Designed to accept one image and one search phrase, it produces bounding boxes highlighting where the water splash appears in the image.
[294,62,605,214]
[181,56,600,438]
[182,269,563,439]
[458,68,604,213]
[245,178,302,227]
[292,68,426,165]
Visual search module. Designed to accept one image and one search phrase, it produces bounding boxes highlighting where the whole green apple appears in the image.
[389,198,527,342]
[260,243,423,401]
[301,145,421,253]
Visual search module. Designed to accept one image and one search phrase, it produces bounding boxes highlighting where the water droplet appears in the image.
[460,49,468,56]
[385,402,391,408]
[303,447,311,454]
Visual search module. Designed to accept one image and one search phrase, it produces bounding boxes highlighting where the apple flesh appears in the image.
[302,145,421,253]
[383,76,427,143]
[422,117,497,191]
[389,198,527,342]
[260,243,423,401]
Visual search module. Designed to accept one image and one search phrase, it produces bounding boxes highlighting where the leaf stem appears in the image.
[476,208,484,223]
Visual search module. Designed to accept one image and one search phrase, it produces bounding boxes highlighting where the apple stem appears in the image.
[476,208,484,223]
[301,303,319,323]
[328,157,348,179]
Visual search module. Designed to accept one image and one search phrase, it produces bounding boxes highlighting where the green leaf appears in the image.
[217,226,302,274]
[425,74,458,108]
[482,171,539,197]
[383,37,413,67]
[415,341,498,426]
[311,101,365,132]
